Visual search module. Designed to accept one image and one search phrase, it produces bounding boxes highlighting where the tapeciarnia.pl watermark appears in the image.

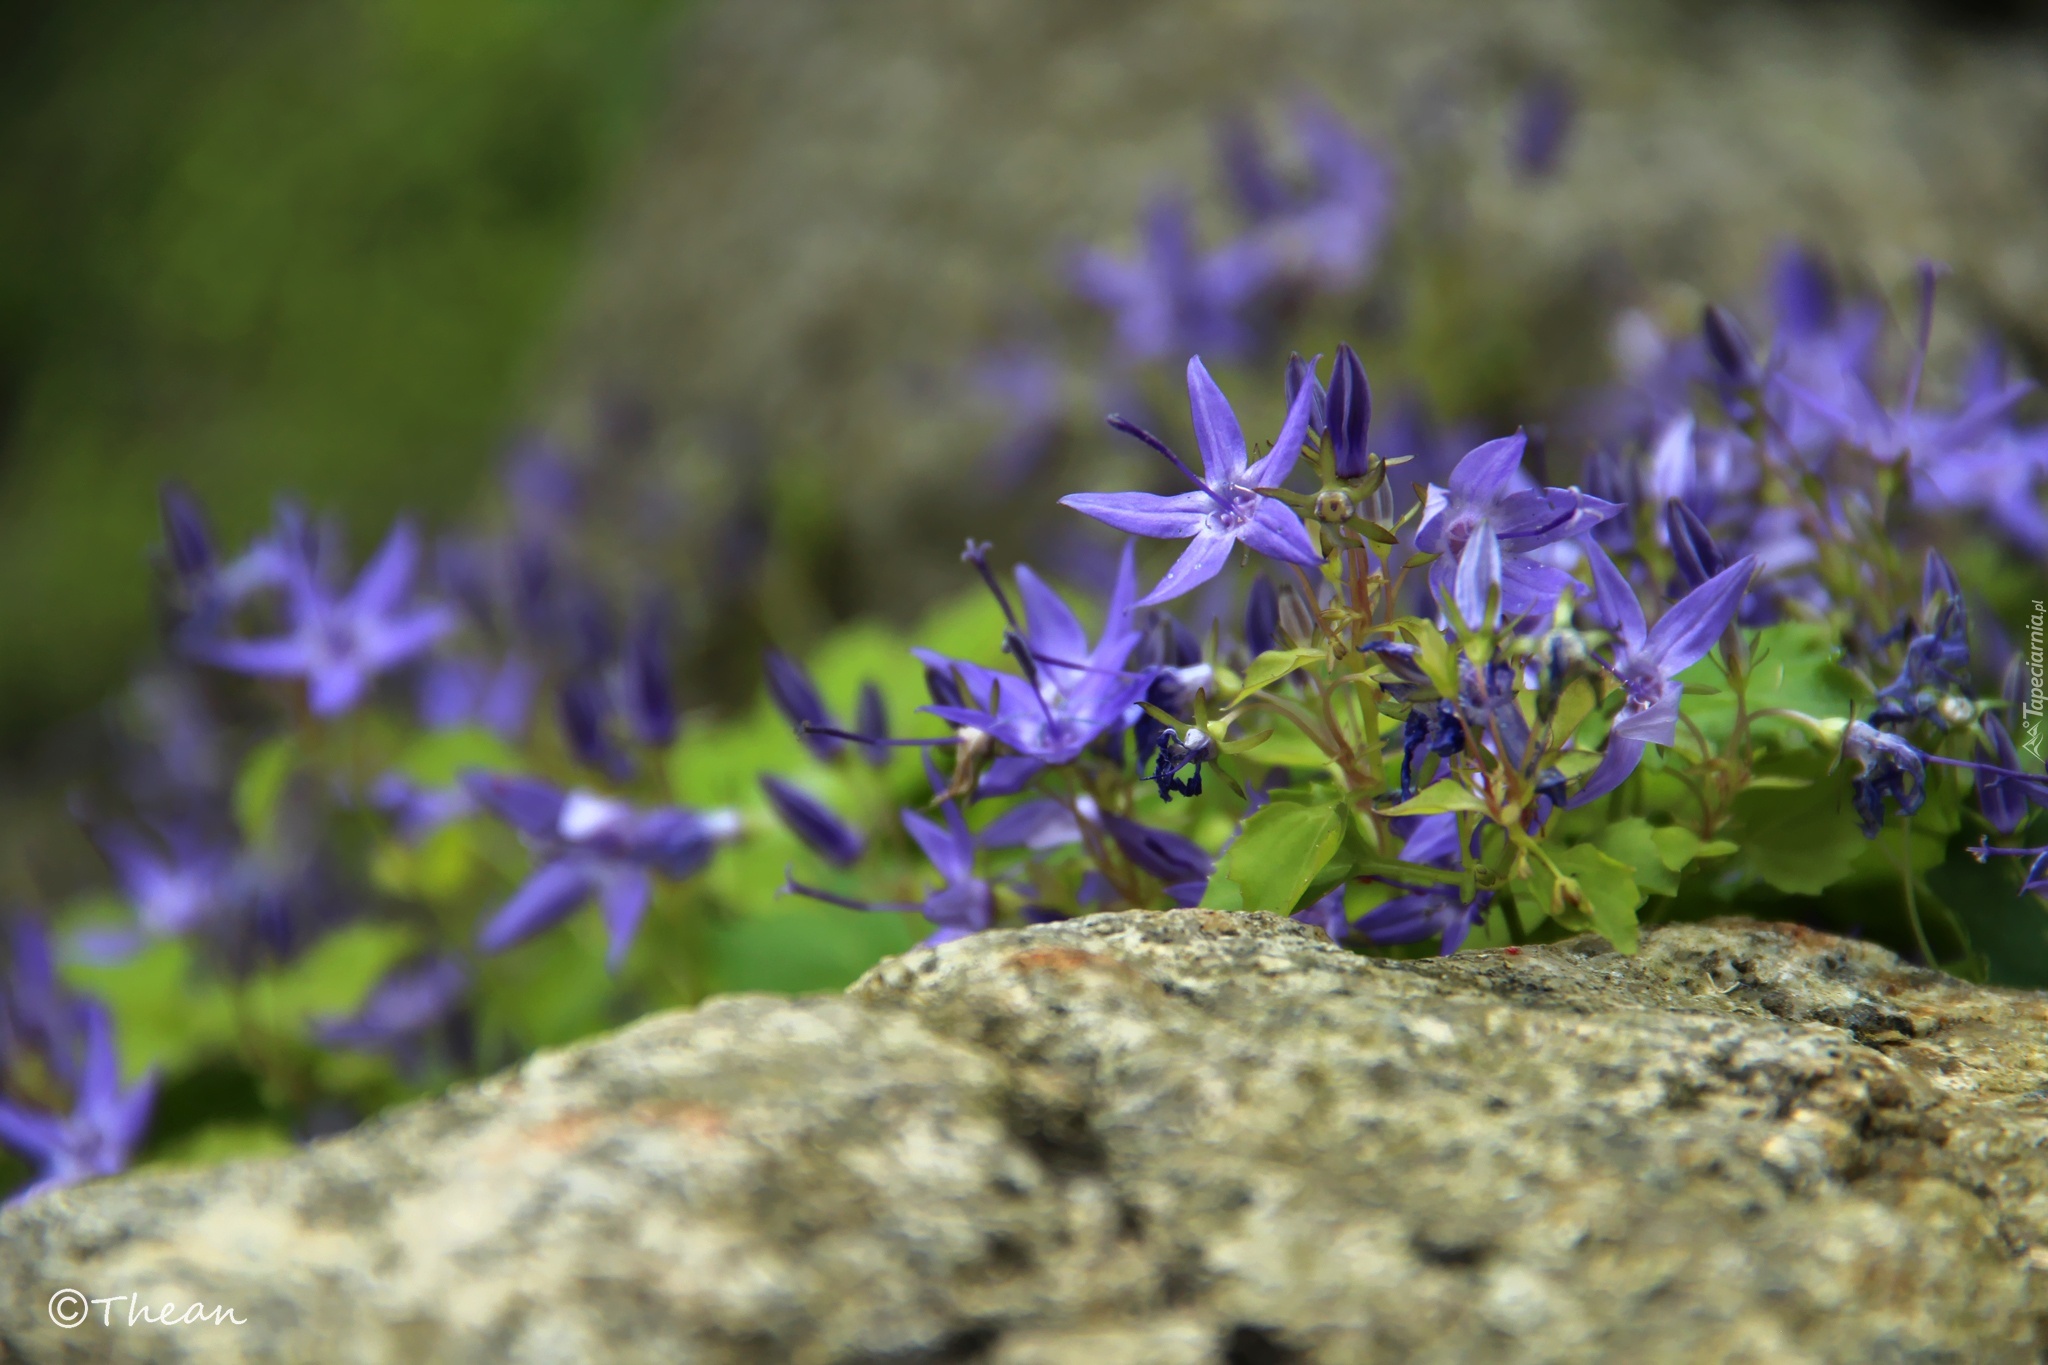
[47,1287,246,1329]
[2025,599,2045,763]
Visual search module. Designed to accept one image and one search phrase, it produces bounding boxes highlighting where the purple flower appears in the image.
[369,774,476,844]
[1062,357,1322,605]
[1508,75,1576,180]
[624,603,680,748]
[1842,721,1928,838]
[1326,343,1373,480]
[1291,884,1351,939]
[1355,883,1494,955]
[1975,715,2034,834]
[916,542,1156,765]
[467,775,740,970]
[1414,432,1622,626]
[84,819,241,937]
[1100,812,1213,902]
[1778,263,2033,470]
[190,519,458,717]
[1573,544,1757,804]
[855,682,891,768]
[1225,102,1395,293]
[1069,194,1273,363]
[784,795,995,947]
[0,998,156,1205]
[416,653,538,740]
[313,955,469,1063]
[760,776,866,867]
[1909,343,2048,556]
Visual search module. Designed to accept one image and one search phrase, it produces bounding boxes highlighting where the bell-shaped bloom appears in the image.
[467,775,740,970]
[1062,358,1322,605]
[190,519,457,717]
[916,542,1156,765]
[1414,432,1622,625]
[0,1001,156,1205]
[1572,545,1757,805]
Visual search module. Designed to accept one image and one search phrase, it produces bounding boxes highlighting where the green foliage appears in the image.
[1215,799,1345,912]
[0,0,688,744]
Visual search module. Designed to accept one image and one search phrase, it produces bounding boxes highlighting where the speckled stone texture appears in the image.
[5,913,2048,1362]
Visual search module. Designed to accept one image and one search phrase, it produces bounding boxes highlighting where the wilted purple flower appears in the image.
[1870,551,1972,730]
[1414,432,1622,625]
[190,519,457,717]
[1573,544,1757,803]
[1062,357,1321,604]
[760,776,866,867]
[764,650,841,761]
[917,542,1156,766]
[1070,194,1272,363]
[313,954,469,1064]
[0,999,156,1205]
[1842,720,1929,837]
[467,775,741,970]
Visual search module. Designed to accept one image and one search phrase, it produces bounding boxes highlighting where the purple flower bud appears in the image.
[765,651,841,760]
[1284,352,1328,436]
[1769,243,1836,339]
[158,484,216,583]
[1664,500,1726,592]
[1244,576,1279,657]
[1326,343,1372,479]
[760,776,866,866]
[1508,74,1576,180]
[855,682,890,768]
[1701,305,1758,388]
[625,604,679,748]
[558,677,632,778]
[924,665,964,711]
[1976,714,2031,834]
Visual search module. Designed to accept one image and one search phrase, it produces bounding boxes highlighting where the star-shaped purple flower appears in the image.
[192,519,458,717]
[1414,431,1622,626]
[915,542,1157,766]
[1069,195,1273,363]
[467,774,740,970]
[0,996,156,1205]
[1572,543,1757,804]
[1062,357,1322,605]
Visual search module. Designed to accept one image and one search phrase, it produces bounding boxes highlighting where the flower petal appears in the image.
[1584,542,1646,653]
[1137,530,1237,606]
[1447,432,1526,506]
[902,808,976,885]
[1239,498,1324,567]
[477,862,596,954]
[600,868,652,973]
[1643,555,1757,674]
[1569,736,1646,806]
[1186,356,1248,485]
[1012,564,1089,667]
[1242,374,1320,489]
[1059,490,1212,540]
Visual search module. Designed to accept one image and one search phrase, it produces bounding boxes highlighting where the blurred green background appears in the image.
[0,0,685,754]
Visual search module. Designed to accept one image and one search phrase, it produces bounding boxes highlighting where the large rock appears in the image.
[6,912,2048,1361]
[537,0,2048,666]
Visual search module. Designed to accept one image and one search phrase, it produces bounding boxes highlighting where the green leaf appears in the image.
[1200,876,1246,911]
[1237,648,1323,700]
[1382,780,1484,816]
[1220,801,1345,912]
[393,726,521,787]
[1401,620,1460,697]
[63,939,237,1079]
[233,734,300,847]
[1730,771,1867,895]
[1220,729,1274,755]
[1537,844,1644,953]
[1592,818,1679,896]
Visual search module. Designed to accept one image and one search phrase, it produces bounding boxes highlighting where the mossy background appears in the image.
[0,0,686,752]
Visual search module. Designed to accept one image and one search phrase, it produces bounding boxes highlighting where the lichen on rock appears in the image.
[5,912,2048,1362]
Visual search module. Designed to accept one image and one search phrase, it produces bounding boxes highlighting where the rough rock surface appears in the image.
[7,912,2048,1362]
[537,0,2048,664]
